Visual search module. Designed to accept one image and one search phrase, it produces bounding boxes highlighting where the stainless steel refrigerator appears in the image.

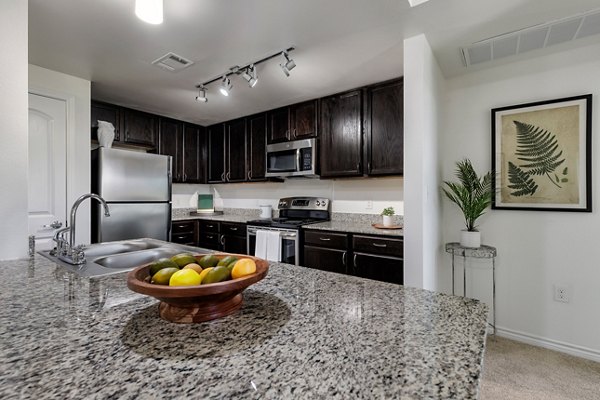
[91,148,172,243]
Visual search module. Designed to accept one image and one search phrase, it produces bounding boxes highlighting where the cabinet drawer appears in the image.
[172,220,196,234]
[221,222,246,237]
[304,230,348,250]
[171,232,195,245]
[353,235,403,257]
[199,232,219,245]
[199,220,219,233]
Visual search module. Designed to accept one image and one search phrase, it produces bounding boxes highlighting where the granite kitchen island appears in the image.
[0,251,488,399]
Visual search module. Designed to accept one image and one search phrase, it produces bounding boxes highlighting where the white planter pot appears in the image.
[460,230,481,248]
[382,215,394,227]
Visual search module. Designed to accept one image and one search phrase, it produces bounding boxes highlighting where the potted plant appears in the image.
[381,207,395,227]
[442,159,492,248]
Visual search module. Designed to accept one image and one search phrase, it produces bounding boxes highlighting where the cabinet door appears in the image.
[319,90,363,177]
[220,234,248,255]
[290,100,318,140]
[365,79,403,175]
[91,101,120,142]
[247,113,267,181]
[353,252,403,285]
[267,107,290,144]
[208,124,226,183]
[159,118,183,183]
[183,123,206,183]
[303,245,347,274]
[123,108,158,147]
[225,118,247,182]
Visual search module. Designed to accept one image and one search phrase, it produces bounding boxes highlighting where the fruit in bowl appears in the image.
[127,253,269,323]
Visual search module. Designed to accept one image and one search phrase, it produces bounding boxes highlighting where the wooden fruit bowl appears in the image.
[127,253,269,324]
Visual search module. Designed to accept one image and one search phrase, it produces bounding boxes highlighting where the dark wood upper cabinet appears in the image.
[290,100,318,140]
[91,101,120,142]
[208,124,226,183]
[122,108,158,147]
[319,90,363,178]
[247,113,267,181]
[183,123,206,184]
[159,118,183,182]
[225,118,247,182]
[267,107,290,144]
[365,78,404,175]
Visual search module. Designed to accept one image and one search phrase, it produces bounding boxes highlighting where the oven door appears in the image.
[247,226,299,266]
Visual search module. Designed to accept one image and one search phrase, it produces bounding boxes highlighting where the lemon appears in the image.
[183,263,203,274]
[231,258,257,280]
[169,269,201,286]
[197,267,213,284]
[151,267,180,285]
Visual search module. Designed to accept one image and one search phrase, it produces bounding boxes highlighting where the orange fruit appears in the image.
[231,258,257,280]
[169,269,201,286]
[183,263,203,274]
[197,267,213,284]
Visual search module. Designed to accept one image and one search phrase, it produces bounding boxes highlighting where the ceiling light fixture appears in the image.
[242,64,258,87]
[279,52,296,77]
[194,47,294,103]
[195,86,208,103]
[135,0,163,25]
[219,76,232,96]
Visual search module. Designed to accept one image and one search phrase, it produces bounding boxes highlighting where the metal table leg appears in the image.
[492,257,496,336]
[451,253,455,296]
[463,253,467,297]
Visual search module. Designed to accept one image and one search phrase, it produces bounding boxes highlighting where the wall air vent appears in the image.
[461,8,600,67]
[151,52,194,72]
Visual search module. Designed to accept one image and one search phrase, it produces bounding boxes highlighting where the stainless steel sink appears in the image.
[38,238,204,278]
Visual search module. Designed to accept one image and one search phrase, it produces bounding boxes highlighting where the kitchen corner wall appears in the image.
[0,1,28,260]
[172,176,403,215]
[441,41,600,360]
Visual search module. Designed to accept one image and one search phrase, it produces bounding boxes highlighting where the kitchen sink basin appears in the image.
[38,238,205,278]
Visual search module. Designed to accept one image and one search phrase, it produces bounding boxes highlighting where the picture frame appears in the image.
[491,94,592,212]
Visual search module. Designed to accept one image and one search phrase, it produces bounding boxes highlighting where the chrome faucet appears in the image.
[53,194,110,265]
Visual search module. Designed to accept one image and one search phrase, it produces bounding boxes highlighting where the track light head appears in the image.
[242,64,258,87]
[219,76,232,96]
[280,52,296,77]
[195,86,208,103]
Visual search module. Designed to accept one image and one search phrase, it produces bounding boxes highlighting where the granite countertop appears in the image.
[1,249,487,399]
[307,220,404,237]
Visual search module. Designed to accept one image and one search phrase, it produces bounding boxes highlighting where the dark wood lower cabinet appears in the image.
[352,253,403,285]
[303,245,347,274]
[171,220,198,246]
[221,235,247,254]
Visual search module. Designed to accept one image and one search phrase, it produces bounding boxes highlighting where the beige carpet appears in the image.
[480,336,600,400]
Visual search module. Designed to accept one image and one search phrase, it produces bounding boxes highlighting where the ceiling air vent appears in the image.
[461,8,600,67]
[151,52,194,72]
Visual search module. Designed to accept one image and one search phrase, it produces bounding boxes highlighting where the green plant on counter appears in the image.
[381,207,395,216]
[442,159,492,232]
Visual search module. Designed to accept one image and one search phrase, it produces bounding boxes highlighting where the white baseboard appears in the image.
[494,326,600,363]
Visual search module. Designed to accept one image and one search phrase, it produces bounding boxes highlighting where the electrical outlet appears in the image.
[554,285,569,303]
[366,200,373,210]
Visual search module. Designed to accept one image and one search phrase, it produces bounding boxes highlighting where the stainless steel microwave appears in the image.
[265,138,317,178]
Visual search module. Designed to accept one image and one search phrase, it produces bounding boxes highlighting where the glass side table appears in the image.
[445,242,497,335]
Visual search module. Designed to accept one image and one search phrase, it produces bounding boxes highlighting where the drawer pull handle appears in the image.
[206,235,214,239]
[206,225,214,228]
[229,227,238,231]
[373,243,387,248]
[319,237,331,241]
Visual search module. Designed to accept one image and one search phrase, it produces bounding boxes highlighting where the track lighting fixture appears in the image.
[219,76,232,96]
[242,64,258,88]
[194,47,294,103]
[195,86,208,103]
[279,52,296,77]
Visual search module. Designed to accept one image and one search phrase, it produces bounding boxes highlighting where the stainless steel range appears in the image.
[247,197,330,265]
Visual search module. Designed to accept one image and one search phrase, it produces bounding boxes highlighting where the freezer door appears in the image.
[93,147,171,202]
[94,203,171,242]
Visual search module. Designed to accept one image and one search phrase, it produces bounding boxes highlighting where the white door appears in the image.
[28,93,67,251]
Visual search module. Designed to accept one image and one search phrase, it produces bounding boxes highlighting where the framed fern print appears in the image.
[492,94,592,212]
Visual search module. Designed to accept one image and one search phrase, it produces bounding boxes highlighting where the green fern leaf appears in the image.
[507,161,538,196]
[562,167,568,175]
[513,121,566,177]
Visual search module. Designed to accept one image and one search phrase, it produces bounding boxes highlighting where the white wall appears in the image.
[173,176,404,215]
[0,1,28,260]
[441,42,600,360]
[29,65,92,245]
[403,34,444,291]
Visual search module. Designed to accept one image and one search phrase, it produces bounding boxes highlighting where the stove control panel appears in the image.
[278,197,330,211]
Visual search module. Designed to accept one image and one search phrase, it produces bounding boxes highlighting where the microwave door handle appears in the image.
[296,149,301,172]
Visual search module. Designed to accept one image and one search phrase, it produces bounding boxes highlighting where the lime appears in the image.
[201,265,231,284]
[170,253,197,268]
[151,267,180,285]
[198,255,219,268]
[149,258,179,277]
